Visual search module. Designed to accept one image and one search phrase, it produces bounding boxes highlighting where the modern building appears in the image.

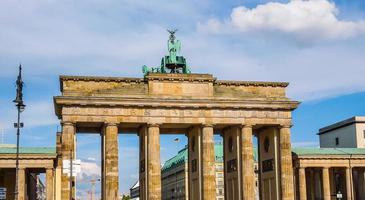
[0,144,58,200]
[318,116,365,148]
[292,148,365,200]
[292,116,365,200]
[129,181,140,200]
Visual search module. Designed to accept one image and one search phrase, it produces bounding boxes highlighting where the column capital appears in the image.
[280,124,292,129]
[61,121,75,127]
[242,124,254,128]
[201,123,214,128]
[104,121,119,126]
[147,123,161,128]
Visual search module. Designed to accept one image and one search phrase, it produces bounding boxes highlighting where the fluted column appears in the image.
[61,122,75,200]
[299,167,307,200]
[241,125,255,200]
[147,124,161,200]
[104,122,119,200]
[322,167,330,200]
[346,167,353,200]
[46,168,54,200]
[201,124,216,200]
[279,125,295,200]
[17,168,25,200]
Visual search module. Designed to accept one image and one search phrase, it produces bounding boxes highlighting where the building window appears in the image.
[335,137,339,146]
[363,130,365,139]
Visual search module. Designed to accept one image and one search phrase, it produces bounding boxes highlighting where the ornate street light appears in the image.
[13,64,25,200]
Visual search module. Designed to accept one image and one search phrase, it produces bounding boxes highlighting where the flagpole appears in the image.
[13,65,25,200]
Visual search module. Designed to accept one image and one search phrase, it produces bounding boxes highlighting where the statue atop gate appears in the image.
[142,29,191,75]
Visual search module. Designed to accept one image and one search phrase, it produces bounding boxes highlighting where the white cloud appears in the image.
[77,161,101,181]
[199,0,365,41]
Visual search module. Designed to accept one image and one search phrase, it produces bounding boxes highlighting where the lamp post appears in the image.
[13,64,25,200]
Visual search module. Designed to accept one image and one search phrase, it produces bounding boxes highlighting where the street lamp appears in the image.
[13,64,25,200]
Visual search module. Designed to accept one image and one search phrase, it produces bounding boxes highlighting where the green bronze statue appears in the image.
[142,29,191,75]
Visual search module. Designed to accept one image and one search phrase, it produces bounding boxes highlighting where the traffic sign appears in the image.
[62,159,81,176]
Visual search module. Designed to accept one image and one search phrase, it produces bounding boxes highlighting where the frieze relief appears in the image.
[62,106,291,119]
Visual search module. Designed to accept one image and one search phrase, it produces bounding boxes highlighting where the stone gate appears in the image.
[54,72,299,200]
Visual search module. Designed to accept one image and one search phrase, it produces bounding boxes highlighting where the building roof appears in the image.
[161,144,258,172]
[130,180,139,190]
[0,145,56,155]
[292,147,365,156]
[318,116,365,135]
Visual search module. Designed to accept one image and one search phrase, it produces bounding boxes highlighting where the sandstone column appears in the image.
[279,125,295,200]
[201,124,216,200]
[299,167,307,200]
[46,168,54,200]
[322,167,331,200]
[139,126,148,200]
[147,124,161,200]
[61,122,75,200]
[104,123,119,200]
[187,126,202,200]
[241,125,255,200]
[223,126,240,200]
[346,167,353,200]
[101,131,105,200]
[17,168,25,200]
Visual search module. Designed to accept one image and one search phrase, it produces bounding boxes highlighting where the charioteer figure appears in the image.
[143,29,191,75]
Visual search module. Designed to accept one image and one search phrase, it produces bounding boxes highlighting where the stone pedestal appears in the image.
[17,168,25,200]
[241,125,255,200]
[61,122,75,200]
[46,168,54,200]
[299,167,307,200]
[104,123,119,200]
[279,126,294,200]
[322,167,330,200]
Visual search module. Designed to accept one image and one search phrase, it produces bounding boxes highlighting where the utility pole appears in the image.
[13,64,26,200]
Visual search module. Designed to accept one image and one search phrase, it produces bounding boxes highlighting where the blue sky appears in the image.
[1,0,365,197]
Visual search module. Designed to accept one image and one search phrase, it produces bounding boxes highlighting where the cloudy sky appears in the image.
[0,0,365,197]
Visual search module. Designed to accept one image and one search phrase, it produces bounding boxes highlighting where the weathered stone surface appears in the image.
[46,168,54,200]
[61,122,75,200]
[201,125,216,200]
[188,126,202,200]
[241,125,255,200]
[104,123,119,200]
[322,167,331,200]
[17,168,25,200]
[280,126,295,200]
[299,168,307,200]
[147,125,161,200]
[54,73,299,199]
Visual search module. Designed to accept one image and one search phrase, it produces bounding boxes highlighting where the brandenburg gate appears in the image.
[54,31,299,200]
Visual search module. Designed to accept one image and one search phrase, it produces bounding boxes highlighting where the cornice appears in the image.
[54,96,299,117]
[59,75,144,92]
[215,80,289,87]
[145,73,216,83]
